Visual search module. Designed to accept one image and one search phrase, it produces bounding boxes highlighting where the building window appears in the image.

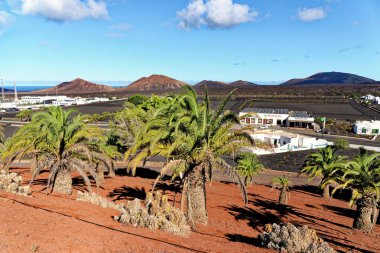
[245,118,250,124]
[268,119,273,124]
[362,128,367,134]
[250,118,256,124]
[258,119,262,124]
[372,129,379,134]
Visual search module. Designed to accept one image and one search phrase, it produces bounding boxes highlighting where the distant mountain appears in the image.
[281,72,376,86]
[229,80,258,86]
[195,80,257,88]
[32,78,115,94]
[194,80,228,89]
[122,74,188,91]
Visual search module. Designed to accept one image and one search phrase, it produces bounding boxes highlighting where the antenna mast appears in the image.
[14,82,18,101]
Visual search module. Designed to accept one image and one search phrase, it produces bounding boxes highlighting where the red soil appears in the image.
[0,168,379,253]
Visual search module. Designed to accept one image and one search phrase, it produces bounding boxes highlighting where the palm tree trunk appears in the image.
[30,156,37,175]
[108,161,116,178]
[322,184,330,199]
[187,165,208,225]
[279,187,288,204]
[53,168,72,195]
[353,196,376,232]
[97,168,105,187]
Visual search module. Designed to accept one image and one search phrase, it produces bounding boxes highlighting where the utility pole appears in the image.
[1,78,4,101]
[14,82,18,101]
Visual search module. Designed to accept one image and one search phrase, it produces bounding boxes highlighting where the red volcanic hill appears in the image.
[122,75,189,91]
[32,78,115,94]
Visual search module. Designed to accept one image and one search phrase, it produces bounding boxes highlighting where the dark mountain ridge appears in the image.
[281,72,376,86]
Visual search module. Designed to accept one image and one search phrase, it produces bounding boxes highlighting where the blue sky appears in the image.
[0,0,379,85]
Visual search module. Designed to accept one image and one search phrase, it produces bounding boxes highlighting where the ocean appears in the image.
[3,86,52,92]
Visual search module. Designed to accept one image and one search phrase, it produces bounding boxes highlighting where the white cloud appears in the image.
[15,0,108,22]
[297,7,327,22]
[177,0,258,29]
[0,10,14,34]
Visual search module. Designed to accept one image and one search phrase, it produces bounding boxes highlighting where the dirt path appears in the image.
[0,168,378,253]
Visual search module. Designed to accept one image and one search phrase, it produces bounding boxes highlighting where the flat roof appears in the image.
[241,108,289,114]
[289,111,312,118]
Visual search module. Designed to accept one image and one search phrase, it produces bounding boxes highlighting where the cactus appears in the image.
[76,191,125,212]
[76,190,190,236]
[115,191,190,236]
[0,170,30,196]
[259,223,336,253]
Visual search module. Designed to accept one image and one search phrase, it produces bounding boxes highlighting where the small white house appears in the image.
[375,97,380,105]
[362,94,375,100]
[239,108,289,126]
[248,131,329,154]
[353,120,380,135]
[239,108,315,129]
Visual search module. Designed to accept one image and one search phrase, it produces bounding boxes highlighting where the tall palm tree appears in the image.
[301,146,347,198]
[271,176,291,204]
[126,86,253,226]
[327,152,380,232]
[3,107,109,194]
[0,124,5,167]
[237,152,264,186]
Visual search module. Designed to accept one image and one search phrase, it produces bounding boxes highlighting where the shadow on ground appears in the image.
[224,194,374,253]
[107,186,146,201]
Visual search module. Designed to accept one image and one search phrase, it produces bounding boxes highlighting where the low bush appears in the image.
[0,170,30,196]
[259,223,335,253]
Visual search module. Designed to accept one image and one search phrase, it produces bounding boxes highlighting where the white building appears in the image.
[21,96,68,104]
[53,98,76,106]
[362,94,375,100]
[247,130,329,154]
[353,120,380,135]
[239,108,289,126]
[239,108,315,129]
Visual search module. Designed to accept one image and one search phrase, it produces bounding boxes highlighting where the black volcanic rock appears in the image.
[281,72,376,86]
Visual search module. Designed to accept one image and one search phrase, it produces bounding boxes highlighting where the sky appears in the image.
[0,0,379,85]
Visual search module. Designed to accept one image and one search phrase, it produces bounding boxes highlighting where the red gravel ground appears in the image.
[0,168,379,253]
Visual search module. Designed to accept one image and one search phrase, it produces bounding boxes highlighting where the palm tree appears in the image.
[126,86,253,226]
[271,176,291,204]
[301,146,347,198]
[0,124,5,167]
[16,109,33,122]
[89,138,121,183]
[327,152,380,232]
[236,152,264,186]
[3,106,109,194]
